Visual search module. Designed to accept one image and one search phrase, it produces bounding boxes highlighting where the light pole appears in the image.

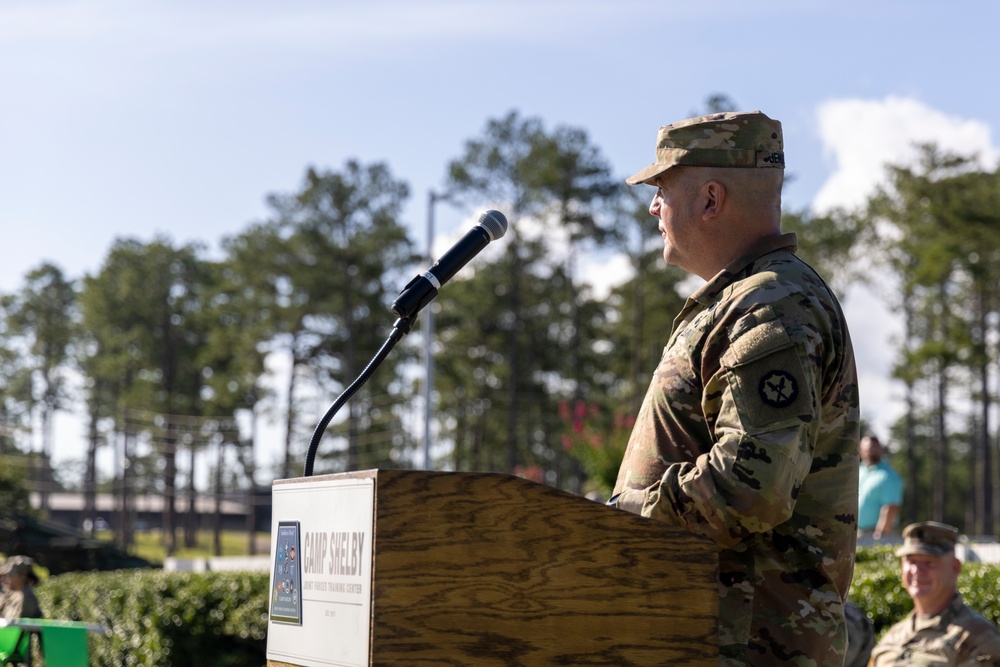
[423,189,450,469]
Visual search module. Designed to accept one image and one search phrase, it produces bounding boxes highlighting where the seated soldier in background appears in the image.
[844,600,874,667]
[0,556,43,620]
[870,521,1000,666]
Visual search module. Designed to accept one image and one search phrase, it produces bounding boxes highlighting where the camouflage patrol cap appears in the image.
[896,521,960,557]
[626,110,785,186]
[0,555,39,583]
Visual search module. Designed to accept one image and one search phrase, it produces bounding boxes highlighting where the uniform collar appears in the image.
[689,232,798,306]
[911,592,964,631]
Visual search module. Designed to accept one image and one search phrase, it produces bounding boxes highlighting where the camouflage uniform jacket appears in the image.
[613,232,860,666]
[0,587,43,620]
[870,594,1000,666]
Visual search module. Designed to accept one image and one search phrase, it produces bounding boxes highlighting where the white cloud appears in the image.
[579,251,633,301]
[813,96,1000,214]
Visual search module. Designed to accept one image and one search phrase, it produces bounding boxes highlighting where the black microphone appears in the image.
[391,209,508,319]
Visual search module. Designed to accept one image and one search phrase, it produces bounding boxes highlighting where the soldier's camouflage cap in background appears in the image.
[626,110,785,186]
[896,521,961,557]
[0,554,40,583]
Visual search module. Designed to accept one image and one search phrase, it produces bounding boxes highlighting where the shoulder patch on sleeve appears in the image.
[722,315,814,431]
[759,370,798,408]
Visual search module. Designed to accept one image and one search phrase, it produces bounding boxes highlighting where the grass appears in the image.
[98,529,271,565]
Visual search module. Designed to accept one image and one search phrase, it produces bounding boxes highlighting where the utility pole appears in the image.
[423,190,449,469]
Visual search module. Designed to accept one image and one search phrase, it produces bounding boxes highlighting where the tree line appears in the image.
[2,101,999,550]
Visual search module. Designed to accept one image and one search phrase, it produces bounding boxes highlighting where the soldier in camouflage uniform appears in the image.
[869,521,1000,666]
[0,556,43,620]
[609,110,860,666]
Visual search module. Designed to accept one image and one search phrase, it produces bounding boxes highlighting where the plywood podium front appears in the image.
[266,469,718,667]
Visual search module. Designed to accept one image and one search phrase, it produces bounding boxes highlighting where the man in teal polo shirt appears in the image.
[858,435,903,539]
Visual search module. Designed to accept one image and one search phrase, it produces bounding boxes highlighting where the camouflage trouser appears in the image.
[844,601,875,667]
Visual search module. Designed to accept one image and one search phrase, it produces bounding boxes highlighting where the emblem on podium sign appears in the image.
[269,520,303,625]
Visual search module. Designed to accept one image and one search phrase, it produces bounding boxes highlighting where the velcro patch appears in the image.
[721,317,813,431]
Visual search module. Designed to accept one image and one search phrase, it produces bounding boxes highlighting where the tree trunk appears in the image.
[977,355,992,535]
[213,440,223,557]
[185,443,198,547]
[113,428,126,550]
[162,421,177,557]
[932,370,948,523]
[630,253,646,414]
[122,426,134,548]
[84,407,99,537]
[505,244,523,474]
[976,287,993,534]
[283,347,301,480]
[903,299,920,524]
[246,411,258,556]
[39,404,52,513]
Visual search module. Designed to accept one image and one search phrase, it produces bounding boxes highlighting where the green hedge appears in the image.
[39,569,269,667]
[849,545,1000,638]
[32,550,1000,665]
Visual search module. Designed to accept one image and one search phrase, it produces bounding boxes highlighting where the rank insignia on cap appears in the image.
[758,370,798,408]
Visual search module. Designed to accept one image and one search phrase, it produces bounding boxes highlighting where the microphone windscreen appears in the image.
[478,210,508,241]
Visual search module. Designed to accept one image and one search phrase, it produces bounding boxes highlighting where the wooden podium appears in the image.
[266,470,718,667]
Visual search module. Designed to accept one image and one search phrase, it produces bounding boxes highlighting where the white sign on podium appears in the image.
[266,475,374,667]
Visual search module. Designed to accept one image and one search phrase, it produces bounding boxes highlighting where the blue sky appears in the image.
[1,1,998,479]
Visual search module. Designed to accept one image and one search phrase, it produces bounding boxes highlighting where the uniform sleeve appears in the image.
[954,613,1000,666]
[640,306,821,548]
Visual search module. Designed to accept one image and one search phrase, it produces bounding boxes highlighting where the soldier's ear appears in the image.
[700,180,725,221]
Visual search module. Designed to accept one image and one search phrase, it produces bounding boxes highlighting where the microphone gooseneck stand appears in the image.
[302,315,415,477]
[300,210,508,478]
